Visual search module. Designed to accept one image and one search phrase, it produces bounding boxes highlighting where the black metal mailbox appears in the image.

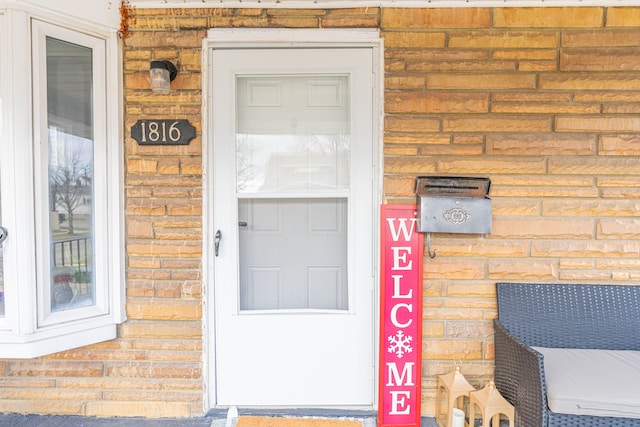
[415,176,492,234]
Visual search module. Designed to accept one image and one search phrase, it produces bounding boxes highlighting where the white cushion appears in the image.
[532,347,640,419]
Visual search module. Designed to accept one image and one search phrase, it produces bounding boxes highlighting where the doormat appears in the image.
[235,416,362,427]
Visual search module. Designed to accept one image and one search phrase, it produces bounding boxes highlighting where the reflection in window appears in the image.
[235,75,351,312]
[236,75,350,193]
[46,37,95,312]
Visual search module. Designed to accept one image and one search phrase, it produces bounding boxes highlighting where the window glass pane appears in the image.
[238,198,347,311]
[46,37,95,312]
[0,14,5,319]
[236,75,350,193]
[235,74,351,311]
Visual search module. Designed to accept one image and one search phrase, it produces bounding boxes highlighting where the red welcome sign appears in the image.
[379,205,424,427]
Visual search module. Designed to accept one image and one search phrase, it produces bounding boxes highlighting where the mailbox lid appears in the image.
[415,176,490,198]
[417,196,492,234]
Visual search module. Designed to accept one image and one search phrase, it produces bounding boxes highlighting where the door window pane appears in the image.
[46,37,95,312]
[236,75,349,193]
[236,74,350,311]
[238,198,347,310]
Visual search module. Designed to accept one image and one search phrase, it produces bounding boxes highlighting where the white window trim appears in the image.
[0,5,124,359]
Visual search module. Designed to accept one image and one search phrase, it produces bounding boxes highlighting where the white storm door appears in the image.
[211,47,376,407]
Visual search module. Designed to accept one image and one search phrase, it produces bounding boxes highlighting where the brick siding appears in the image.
[0,5,638,419]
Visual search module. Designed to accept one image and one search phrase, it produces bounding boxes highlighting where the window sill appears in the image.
[0,319,117,358]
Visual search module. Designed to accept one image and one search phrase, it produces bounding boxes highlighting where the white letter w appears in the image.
[386,218,416,242]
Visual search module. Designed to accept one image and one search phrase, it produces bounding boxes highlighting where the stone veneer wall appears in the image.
[0,5,639,419]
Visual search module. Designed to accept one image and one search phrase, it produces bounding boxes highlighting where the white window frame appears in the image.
[0,5,124,358]
[32,20,111,327]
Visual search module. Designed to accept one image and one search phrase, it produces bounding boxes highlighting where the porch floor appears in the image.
[0,414,439,427]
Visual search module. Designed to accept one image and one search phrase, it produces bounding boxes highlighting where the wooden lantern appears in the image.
[468,380,514,427]
[436,367,475,427]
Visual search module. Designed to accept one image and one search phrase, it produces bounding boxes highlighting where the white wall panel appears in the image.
[18,0,119,28]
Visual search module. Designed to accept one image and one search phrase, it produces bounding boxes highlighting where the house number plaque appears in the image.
[131,119,196,146]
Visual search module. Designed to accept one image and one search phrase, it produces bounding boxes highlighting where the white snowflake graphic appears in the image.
[387,330,413,358]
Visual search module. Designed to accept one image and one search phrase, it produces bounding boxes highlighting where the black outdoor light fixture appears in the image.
[150,60,178,94]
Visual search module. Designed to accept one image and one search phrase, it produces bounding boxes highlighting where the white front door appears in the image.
[209,42,378,407]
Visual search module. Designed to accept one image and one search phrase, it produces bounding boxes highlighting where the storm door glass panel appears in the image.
[236,75,350,311]
[46,37,95,312]
[0,191,4,318]
[0,14,5,319]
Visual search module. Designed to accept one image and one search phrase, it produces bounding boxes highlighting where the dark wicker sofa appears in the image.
[494,282,640,427]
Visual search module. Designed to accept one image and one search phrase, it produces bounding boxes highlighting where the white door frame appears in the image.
[202,28,384,411]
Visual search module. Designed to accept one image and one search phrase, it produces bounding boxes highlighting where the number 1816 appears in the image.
[139,120,182,143]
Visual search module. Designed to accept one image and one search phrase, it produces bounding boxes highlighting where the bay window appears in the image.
[0,8,124,358]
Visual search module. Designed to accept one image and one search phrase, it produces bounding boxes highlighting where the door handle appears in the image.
[214,230,222,256]
[0,227,8,245]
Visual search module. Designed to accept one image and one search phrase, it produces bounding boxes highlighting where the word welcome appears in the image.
[379,205,423,427]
